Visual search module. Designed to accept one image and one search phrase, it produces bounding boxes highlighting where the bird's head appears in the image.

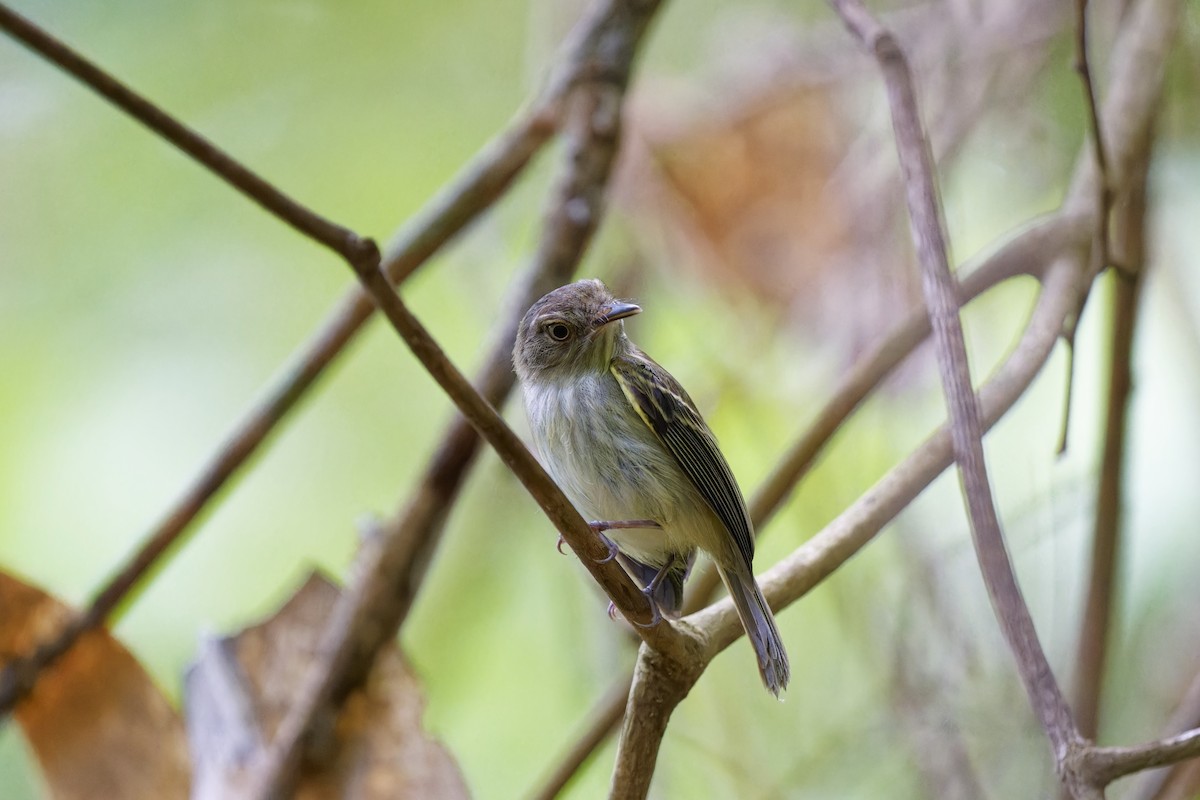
[513,279,641,382]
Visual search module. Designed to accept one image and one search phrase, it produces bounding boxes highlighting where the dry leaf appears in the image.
[185,572,468,800]
[0,571,190,800]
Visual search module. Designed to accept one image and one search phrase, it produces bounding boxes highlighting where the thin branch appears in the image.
[1083,729,1200,786]
[1057,0,1116,457]
[609,638,706,799]
[0,3,374,268]
[1073,0,1114,279]
[829,0,1081,768]
[1127,670,1200,800]
[1069,120,1151,743]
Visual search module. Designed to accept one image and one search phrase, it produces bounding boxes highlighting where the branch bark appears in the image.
[1070,119,1151,743]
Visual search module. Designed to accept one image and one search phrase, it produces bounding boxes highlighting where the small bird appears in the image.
[513,278,789,696]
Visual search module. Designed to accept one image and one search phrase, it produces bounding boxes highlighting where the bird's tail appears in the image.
[718,565,790,697]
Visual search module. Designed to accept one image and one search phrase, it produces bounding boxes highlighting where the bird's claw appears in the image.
[599,535,619,564]
[606,593,663,628]
[556,534,567,555]
[633,593,663,628]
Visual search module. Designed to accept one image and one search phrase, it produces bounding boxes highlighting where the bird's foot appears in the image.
[607,596,663,628]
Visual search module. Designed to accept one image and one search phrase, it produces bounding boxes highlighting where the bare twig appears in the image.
[610,635,707,799]
[0,3,374,268]
[1070,123,1151,743]
[830,0,1082,771]
[1073,0,1114,278]
[1127,670,1200,800]
[0,0,570,715]
[1057,0,1117,456]
[1081,729,1200,786]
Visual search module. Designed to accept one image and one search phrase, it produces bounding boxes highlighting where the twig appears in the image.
[247,2,669,795]
[833,0,1083,771]
[1057,0,1116,456]
[609,637,706,799]
[0,3,374,269]
[1127,670,1200,800]
[1069,120,1151,743]
[0,5,562,715]
[1073,0,1114,279]
[1081,729,1200,786]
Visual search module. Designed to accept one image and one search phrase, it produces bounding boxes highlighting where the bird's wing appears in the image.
[611,350,755,569]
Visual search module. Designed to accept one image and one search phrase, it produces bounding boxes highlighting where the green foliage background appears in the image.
[1,1,1199,797]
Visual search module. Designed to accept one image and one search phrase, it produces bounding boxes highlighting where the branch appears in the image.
[610,636,707,799]
[0,0,572,715]
[0,3,373,268]
[1057,0,1116,455]
[1069,116,1151,742]
[1082,730,1200,786]
[1127,671,1200,800]
[836,0,1084,768]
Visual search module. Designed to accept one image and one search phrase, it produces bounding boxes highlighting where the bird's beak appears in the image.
[597,301,641,326]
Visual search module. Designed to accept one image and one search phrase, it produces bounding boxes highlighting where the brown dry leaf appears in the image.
[0,571,190,800]
[185,572,468,800]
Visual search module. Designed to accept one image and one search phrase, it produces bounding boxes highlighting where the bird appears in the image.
[512,278,789,696]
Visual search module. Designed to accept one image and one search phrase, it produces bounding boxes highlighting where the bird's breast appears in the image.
[522,373,689,526]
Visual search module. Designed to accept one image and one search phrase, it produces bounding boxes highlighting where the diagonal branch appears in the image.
[1069,119,1151,744]
[245,2,670,795]
[0,0,601,716]
[0,3,374,268]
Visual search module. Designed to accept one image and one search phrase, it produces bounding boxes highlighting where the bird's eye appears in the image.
[546,322,571,342]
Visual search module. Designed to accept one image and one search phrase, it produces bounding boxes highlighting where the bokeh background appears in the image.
[1,0,1199,797]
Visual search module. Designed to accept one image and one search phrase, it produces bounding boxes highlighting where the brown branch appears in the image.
[1081,729,1200,786]
[1069,122,1151,743]
[1073,0,1114,279]
[609,636,707,799]
[245,2,670,795]
[1127,671,1200,800]
[1057,0,1116,456]
[0,3,373,268]
[829,0,1082,771]
[0,7,564,716]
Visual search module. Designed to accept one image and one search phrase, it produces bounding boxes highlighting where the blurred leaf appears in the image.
[0,571,190,800]
[185,572,468,800]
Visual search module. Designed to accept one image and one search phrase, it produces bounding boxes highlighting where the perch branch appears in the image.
[246,1,669,796]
